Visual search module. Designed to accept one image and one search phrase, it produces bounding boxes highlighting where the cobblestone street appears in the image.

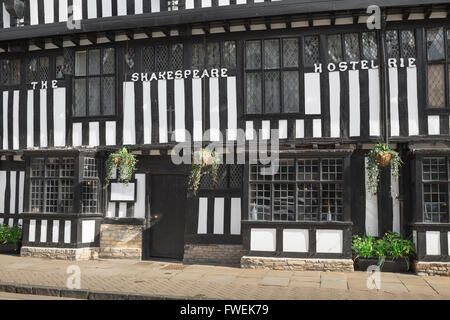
[1,255,450,300]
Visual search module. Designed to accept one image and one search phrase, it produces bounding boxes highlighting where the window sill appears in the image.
[102,217,145,225]
[20,212,103,219]
[241,220,353,228]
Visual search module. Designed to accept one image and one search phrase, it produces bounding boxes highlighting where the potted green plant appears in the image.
[352,231,416,272]
[189,148,219,196]
[105,147,138,186]
[0,224,22,254]
[366,143,403,196]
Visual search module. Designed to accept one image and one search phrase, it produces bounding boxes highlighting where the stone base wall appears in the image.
[183,244,245,266]
[414,261,450,276]
[241,256,355,272]
[21,247,99,261]
[99,224,142,259]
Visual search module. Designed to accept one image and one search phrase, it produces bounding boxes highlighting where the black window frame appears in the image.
[27,153,101,215]
[425,27,449,110]
[0,58,21,86]
[248,157,347,223]
[421,156,450,224]
[244,37,301,115]
[72,47,116,118]
[29,157,77,214]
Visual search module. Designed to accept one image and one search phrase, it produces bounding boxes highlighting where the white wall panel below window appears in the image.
[250,228,276,252]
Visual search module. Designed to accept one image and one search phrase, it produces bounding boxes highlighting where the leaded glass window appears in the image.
[328,34,343,63]
[386,30,400,59]
[422,157,450,223]
[27,56,50,83]
[30,158,75,213]
[426,27,449,109]
[192,43,205,69]
[171,43,184,70]
[207,42,221,69]
[199,164,243,190]
[81,157,99,213]
[73,48,115,117]
[344,33,360,62]
[304,36,319,67]
[56,56,65,79]
[249,158,345,222]
[197,40,239,70]
[245,38,299,114]
[29,156,100,214]
[386,30,416,60]
[427,28,445,61]
[400,30,416,59]
[0,59,20,86]
[223,41,236,69]
[155,45,169,71]
[142,43,184,72]
[362,32,378,60]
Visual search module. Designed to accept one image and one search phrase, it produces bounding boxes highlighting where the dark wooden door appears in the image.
[146,174,186,260]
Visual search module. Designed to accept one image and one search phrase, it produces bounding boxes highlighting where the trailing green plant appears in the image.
[0,224,22,244]
[352,231,416,270]
[366,143,403,196]
[105,147,138,186]
[189,148,220,196]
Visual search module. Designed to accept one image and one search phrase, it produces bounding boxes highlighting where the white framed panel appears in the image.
[82,220,96,243]
[316,229,343,253]
[283,229,309,253]
[250,228,276,252]
[426,231,441,256]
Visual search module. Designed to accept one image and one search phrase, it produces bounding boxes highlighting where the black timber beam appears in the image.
[0,0,447,42]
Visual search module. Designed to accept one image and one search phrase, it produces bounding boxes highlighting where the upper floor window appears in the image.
[249,158,345,222]
[141,43,184,73]
[73,48,115,117]
[192,41,236,70]
[385,30,416,60]
[0,59,20,86]
[426,28,449,109]
[326,32,378,65]
[422,157,449,223]
[27,56,49,83]
[246,38,299,114]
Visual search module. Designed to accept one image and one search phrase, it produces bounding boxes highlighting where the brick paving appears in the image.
[0,255,450,299]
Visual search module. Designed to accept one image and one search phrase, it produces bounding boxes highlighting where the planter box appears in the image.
[354,258,410,273]
[0,242,21,255]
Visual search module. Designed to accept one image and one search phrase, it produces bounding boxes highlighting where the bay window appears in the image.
[28,154,100,214]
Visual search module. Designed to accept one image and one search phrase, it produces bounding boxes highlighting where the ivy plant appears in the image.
[105,147,138,186]
[366,143,403,196]
[189,149,220,196]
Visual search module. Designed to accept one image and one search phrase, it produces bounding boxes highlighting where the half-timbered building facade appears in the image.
[0,0,449,274]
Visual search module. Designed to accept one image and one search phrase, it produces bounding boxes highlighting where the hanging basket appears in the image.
[375,151,392,167]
